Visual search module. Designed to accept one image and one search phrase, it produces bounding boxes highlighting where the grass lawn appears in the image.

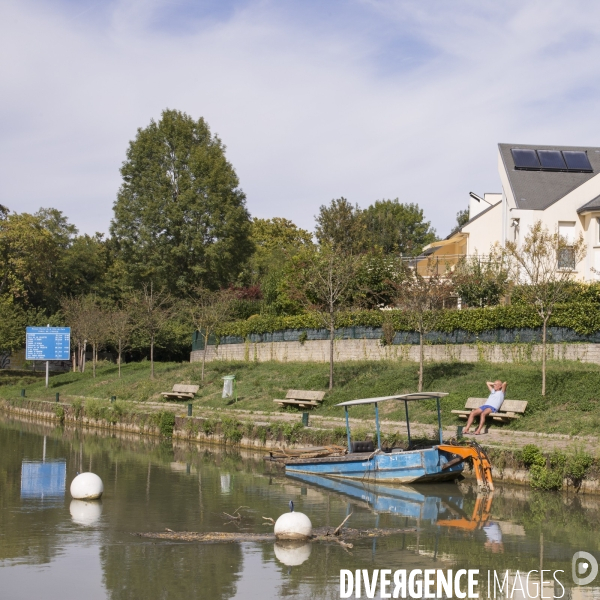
[1,359,599,436]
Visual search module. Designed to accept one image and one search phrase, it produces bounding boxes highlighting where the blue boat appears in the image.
[277,393,494,490]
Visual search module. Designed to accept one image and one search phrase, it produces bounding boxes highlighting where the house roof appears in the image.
[577,194,600,214]
[443,199,501,240]
[499,143,600,211]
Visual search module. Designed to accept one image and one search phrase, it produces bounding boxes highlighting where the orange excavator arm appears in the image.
[438,443,494,491]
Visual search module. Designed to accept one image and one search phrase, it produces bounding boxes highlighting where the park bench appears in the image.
[451,398,528,423]
[161,384,200,401]
[273,390,326,409]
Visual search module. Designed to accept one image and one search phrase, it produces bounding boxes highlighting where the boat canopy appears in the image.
[335,392,448,407]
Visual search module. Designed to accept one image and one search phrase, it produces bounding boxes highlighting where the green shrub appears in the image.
[530,465,563,491]
[214,302,600,339]
[201,417,217,436]
[565,450,594,485]
[154,410,176,438]
[221,416,243,444]
[521,444,545,467]
[72,398,83,419]
[85,399,106,421]
[54,404,65,424]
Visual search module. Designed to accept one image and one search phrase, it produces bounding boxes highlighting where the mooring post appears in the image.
[404,400,411,448]
[345,407,351,453]
[21,389,26,398]
[110,396,116,403]
[436,397,443,445]
[55,393,59,403]
[302,412,309,427]
[374,402,382,450]
[187,403,192,417]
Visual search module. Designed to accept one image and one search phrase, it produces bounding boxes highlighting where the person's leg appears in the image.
[464,408,482,433]
[474,408,493,434]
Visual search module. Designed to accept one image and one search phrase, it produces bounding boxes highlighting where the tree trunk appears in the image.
[92,342,96,378]
[72,352,76,373]
[150,334,154,380]
[82,340,86,373]
[118,339,122,378]
[329,315,334,390]
[542,318,548,396]
[418,330,424,393]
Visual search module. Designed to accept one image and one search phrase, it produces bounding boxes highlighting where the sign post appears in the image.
[25,327,71,388]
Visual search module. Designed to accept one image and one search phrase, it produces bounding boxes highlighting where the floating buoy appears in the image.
[70,472,104,500]
[70,499,103,526]
[274,541,312,566]
[274,511,312,540]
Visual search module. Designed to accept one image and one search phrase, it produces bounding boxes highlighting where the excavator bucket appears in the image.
[438,442,494,491]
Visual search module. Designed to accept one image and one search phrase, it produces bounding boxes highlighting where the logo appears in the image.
[572,552,598,586]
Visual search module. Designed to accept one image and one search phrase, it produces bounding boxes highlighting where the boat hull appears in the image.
[283,447,464,484]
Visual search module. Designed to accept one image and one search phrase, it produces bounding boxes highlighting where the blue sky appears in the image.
[2,0,600,238]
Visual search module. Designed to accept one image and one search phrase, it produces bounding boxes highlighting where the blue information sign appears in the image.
[26,327,71,361]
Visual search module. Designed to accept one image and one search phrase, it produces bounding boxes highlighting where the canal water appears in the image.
[1,415,599,600]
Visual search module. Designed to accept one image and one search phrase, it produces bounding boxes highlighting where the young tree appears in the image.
[111,109,253,295]
[505,221,586,396]
[129,284,173,379]
[288,246,361,390]
[109,305,134,378]
[390,259,454,392]
[61,295,94,372]
[185,287,235,381]
[86,301,111,378]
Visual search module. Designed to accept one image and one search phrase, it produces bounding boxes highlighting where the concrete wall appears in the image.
[191,338,600,364]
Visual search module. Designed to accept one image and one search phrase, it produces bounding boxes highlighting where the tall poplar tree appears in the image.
[111,109,253,295]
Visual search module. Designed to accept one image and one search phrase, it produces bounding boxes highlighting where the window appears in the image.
[558,222,576,270]
[557,248,575,270]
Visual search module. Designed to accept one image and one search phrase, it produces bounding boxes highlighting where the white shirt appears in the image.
[485,389,505,411]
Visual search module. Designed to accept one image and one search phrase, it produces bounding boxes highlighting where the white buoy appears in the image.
[70,472,104,500]
[70,499,103,526]
[274,511,312,540]
[274,541,312,566]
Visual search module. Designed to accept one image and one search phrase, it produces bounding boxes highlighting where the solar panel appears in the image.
[563,151,593,172]
[538,150,567,170]
[511,148,540,169]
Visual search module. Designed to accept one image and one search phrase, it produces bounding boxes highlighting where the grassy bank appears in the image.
[2,358,600,436]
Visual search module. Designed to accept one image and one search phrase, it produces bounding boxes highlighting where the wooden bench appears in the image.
[451,398,528,423]
[161,384,200,401]
[274,390,326,409]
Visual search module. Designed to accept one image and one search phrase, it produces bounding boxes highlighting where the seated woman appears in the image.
[463,380,507,435]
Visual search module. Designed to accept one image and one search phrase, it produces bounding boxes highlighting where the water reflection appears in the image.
[70,499,103,526]
[20,460,66,502]
[3,415,600,600]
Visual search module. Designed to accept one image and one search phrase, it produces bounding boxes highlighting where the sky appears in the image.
[2,0,600,239]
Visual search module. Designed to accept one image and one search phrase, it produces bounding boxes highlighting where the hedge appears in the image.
[206,303,600,345]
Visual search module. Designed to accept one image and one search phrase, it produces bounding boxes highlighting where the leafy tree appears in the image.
[452,247,509,307]
[505,221,586,396]
[0,297,27,355]
[111,109,253,295]
[315,198,368,254]
[362,200,436,256]
[0,211,58,308]
[185,287,235,380]
[129,284,173,379]
[455,208,470,230]
[249,217,313,278]
[288,246,361,389]
[390,259,454,392]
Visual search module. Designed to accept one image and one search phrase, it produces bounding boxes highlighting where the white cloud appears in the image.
[2,0,600,238]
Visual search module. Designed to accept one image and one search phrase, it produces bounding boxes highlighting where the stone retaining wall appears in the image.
[191,339,600,364]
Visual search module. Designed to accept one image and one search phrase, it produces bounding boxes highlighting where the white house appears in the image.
[423,143,600,281]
